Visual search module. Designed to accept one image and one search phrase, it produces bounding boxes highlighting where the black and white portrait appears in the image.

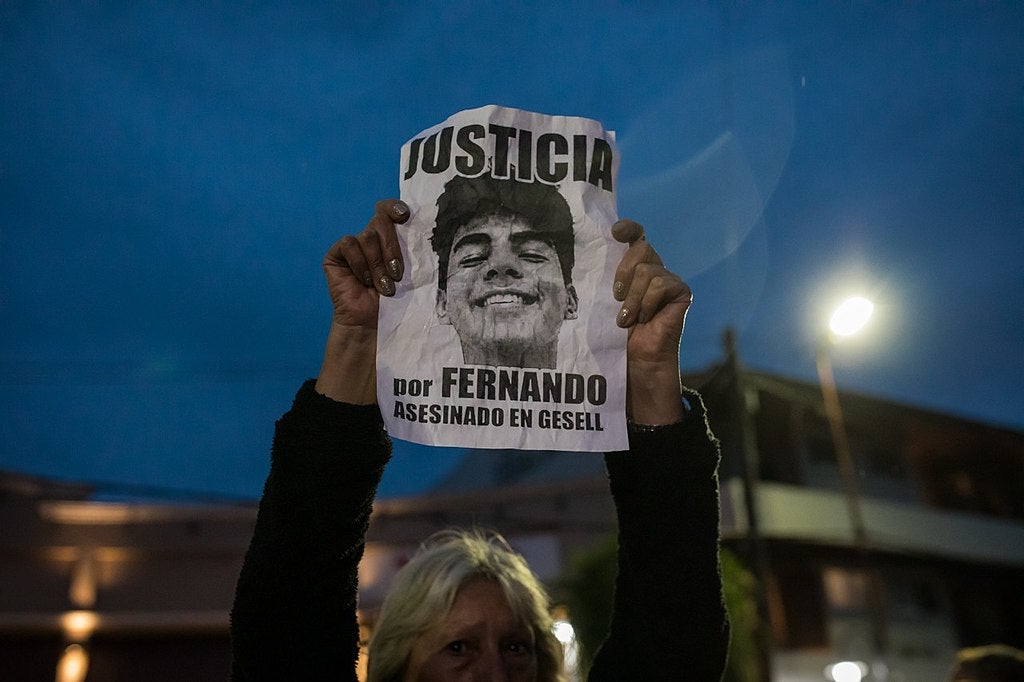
[430,175,578,369]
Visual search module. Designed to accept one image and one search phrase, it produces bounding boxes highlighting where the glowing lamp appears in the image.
[829,297,874,338]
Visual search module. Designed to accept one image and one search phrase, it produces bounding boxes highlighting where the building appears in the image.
[703,358,1024,681]
[0,473,250,681]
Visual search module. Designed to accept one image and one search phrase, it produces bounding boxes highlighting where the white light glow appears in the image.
[826,660,866,682]
[552,618,580,680]
[553,619,575,644]
[829,297,874,337]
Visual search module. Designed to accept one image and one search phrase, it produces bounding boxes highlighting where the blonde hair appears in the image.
[366,529,565,682]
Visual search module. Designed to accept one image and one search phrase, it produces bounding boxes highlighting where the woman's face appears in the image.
[403,578,538,681]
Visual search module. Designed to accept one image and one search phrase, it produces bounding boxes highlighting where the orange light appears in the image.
[56,644,90,682]
[60,611,98,642]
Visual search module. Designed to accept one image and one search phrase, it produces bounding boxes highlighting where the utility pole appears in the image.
[723,328,773,682]
[816,338,888,671]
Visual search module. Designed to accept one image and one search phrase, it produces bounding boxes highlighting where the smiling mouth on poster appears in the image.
[377,105,628,453]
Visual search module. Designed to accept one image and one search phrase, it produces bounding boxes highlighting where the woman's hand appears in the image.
[322,199,409,328]
[315,200,409,403]
[612,219,692,425]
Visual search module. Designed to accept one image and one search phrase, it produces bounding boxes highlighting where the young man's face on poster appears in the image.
[435,213,579,369]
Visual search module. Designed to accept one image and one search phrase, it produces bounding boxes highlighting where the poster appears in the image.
[377,105,627,452]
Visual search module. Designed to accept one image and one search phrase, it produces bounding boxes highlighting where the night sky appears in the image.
[2,3,1021,499]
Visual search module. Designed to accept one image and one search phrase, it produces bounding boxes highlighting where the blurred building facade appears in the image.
[703,360,1024,681]
[1,361,1022,681]
[0,474,249,680]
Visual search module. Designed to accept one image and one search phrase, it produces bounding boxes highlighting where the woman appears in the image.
[230,200,729,681]
[369,529,562,681]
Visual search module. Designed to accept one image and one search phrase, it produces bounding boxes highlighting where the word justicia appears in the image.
[403,124,614,191]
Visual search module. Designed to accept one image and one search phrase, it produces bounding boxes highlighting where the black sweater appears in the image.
[231,380,729,681]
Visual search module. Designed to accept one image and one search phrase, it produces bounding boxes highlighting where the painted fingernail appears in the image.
[392,202,408,217]
[617,307,630,326]
[388,258,402,279]
[613,281,625,299]
[379,275,395,296]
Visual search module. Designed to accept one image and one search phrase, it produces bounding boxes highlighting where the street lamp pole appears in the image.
[815,296,887,668]
[815,342,867,547]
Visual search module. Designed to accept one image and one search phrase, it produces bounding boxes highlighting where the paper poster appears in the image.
[377,105,627,452]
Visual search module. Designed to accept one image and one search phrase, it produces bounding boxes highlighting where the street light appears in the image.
[829,297,874,338]
[815,296,888,669]
[817,296,874,545]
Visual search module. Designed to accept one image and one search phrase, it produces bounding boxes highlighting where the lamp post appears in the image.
[815,298,873,546]
[815,297,888,670]
[816,297,874,545]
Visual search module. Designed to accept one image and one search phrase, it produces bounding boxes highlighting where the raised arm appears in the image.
[589,220,730,681]
[230,201,409,681]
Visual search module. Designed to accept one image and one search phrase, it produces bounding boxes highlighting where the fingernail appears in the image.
[613,281,625,299]
[393,202,408,217]
[379,275,395,296]
[388,258,402,279]
[617,307,630,326]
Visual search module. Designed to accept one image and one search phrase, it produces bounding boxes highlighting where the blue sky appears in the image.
[2,2,1021,499]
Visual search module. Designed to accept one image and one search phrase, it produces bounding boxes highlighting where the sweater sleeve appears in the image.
[230,380,392,682]
[588,389,730,682]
